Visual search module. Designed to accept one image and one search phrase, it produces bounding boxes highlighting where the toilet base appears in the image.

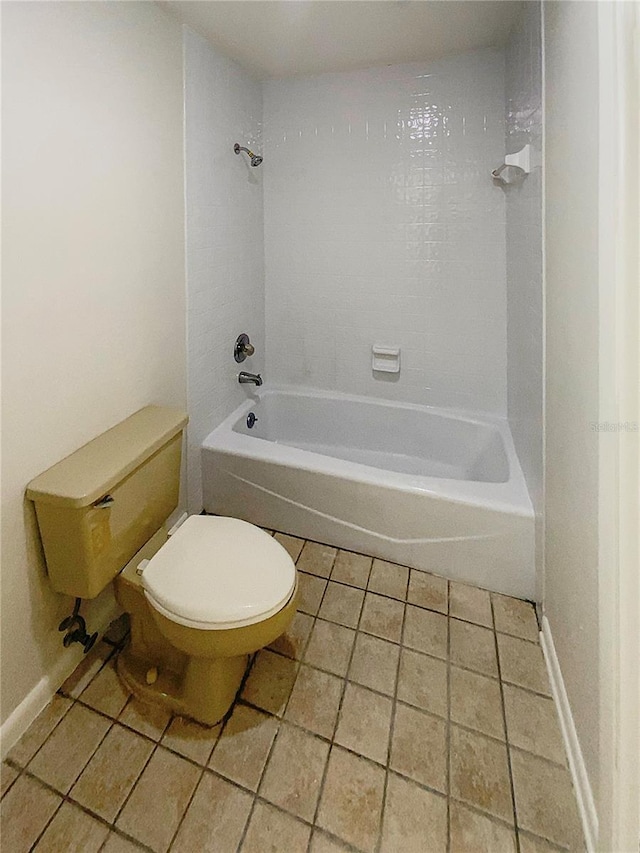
[117,645,249,727]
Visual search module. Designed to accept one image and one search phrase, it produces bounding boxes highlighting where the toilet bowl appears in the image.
[115,515,297,726]
[26,405,298,728]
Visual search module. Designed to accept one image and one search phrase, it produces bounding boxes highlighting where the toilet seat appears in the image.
[141,515,296,630]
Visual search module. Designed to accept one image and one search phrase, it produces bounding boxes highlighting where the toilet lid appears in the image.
[141,515,297,630]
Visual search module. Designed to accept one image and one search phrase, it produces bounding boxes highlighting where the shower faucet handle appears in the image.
[234,333,255,363]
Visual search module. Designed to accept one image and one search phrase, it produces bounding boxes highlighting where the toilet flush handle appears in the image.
[94,495,114,508]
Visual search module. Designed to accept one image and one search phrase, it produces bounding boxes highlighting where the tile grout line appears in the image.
[164,647,259,851]
[491,595,522,853]
[25,714,117,852]
[89,651,174,846]
[235,538,331,852]
[298,567,542,646]
[21,658,124,853]
[307,546,369,851]
[374,567,410,853]
[19,765,157,853]
[269,621,553,702]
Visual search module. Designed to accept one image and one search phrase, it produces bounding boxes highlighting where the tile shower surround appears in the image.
[504,2,544,581]
[185,29,265,512]
[263,50,508,415]
[1,533,583,852]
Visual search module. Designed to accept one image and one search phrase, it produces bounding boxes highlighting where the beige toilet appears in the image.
[27,406,298,726]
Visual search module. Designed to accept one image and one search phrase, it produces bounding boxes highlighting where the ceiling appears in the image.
[160,1,523,79]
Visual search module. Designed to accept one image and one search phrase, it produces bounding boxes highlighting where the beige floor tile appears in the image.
[316,747,385,853]
[390,703,447,792]
[209,704,278,791]
[242,801,311,852]
[102,832,147,852]
[518,833,568,853]
[498,634,551,695]
[260,723,329,821]
[403,605,448,658]
[492,594,539,641]
[28,704,111,794]
[297,572,328,616]
[35,801,109,853]
[511,749,583,849]
[450,581,493,627]
[368,559,409,600]
[60,642,113,698]
[80,660,130,718]
[268,611,314,660]
[450,666,505,740]
[310,831,353,852]
[334,683,393,764]
[116,746,200,852]
[449,801,517,853]
[118,697,171,741]
[503,685,566,765]
[304,619,356,677]
[8,694,72,767]
[297,541,337,577]
[161,716,221,765]
[331,550,372,588]
[318,581,365,628]
[71,724,154,823]
[397,648,447,718]
[0,775,61,853]
[285,664,343,738]
[348,633,400,696]
[1,762,18,798]
[450,725,513,822]
[407,570,448,614]
[171,772,253,853]
[274,532,305,562]
[450,619,498,677]
[241,649,298,715]
[381,771,447,852]
[360,592,404,642]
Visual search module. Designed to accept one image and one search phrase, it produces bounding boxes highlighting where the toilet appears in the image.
[26,406,297,726]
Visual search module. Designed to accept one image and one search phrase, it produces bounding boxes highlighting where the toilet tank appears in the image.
[26,406,188,599]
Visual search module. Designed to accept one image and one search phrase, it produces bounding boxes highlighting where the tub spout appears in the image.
[238,371,262,386]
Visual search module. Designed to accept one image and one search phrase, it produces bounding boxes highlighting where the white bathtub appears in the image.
[202,387,535,599]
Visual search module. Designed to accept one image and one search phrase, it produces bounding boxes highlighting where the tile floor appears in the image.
[1,533,584,853]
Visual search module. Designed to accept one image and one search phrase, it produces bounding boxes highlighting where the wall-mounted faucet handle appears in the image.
[234,333,255,363]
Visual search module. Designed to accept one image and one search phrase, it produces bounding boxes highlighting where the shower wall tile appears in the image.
[263,50,507,415]
[184,28,264,511]
[504,3,543,583]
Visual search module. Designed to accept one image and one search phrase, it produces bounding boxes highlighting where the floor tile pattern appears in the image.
[1,534,584,852]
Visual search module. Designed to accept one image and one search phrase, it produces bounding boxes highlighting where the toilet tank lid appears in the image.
[26,406,188,508]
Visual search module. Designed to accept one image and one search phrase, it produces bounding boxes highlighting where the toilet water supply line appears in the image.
[58,598,97,653]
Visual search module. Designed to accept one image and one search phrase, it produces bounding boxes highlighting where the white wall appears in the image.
[263,51,507,415]
[1,1,185,728]
[543,0,600,811]
[504,2,544,591]
[184,28,264,512]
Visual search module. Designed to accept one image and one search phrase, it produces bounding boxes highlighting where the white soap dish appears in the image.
[372,346,401,373]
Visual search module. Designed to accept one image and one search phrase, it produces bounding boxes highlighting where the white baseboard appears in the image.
[0,598,120,761]
[540,616,599,852]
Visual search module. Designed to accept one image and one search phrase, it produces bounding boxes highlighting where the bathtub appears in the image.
[202,387,535,599]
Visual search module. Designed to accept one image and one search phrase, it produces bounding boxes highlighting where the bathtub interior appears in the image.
[232,392,510,483]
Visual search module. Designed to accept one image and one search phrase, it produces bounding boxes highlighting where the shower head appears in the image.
[234,143,263,167]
